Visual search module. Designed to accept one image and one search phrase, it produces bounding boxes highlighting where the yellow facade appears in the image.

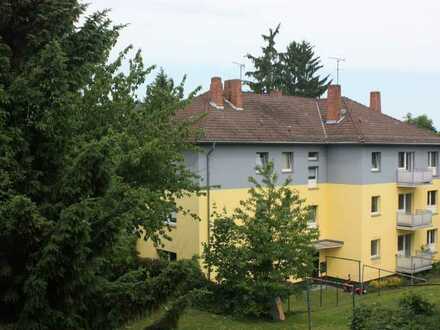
[137,180,440,282]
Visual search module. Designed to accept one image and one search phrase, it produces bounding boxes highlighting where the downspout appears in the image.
[206,142,216,280]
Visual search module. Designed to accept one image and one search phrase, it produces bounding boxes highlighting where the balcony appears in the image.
[396,253,433,273]
[396,169,432,187]
[396,210,433,230]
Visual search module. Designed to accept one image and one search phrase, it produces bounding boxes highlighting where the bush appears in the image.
[399,292,434,316]
[369,276,402,289]
[350,293,439,330]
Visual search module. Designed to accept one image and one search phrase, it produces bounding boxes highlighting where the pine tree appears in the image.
[279,41,331,97]
[245,24,281,94]
[0,1,200,328]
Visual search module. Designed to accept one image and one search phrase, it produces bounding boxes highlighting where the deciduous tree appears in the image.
[203,163,318,318]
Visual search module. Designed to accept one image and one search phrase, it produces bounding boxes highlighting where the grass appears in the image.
[124,283,440,330]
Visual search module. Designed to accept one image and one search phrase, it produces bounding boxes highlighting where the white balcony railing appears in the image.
[396,210,433,229]
[396,169,433,186]
[396,253,433,273]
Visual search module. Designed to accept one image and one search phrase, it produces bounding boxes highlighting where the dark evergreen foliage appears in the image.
[245,25,330,97]
[279,41,331,97]
[245,24,281,94]
[0,1,201,328]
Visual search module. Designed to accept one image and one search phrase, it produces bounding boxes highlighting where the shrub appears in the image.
[369,276,402,289]
[399,292,434,316]
[350,293,438,330]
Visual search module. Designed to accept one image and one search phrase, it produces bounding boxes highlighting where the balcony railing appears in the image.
[396,253,433,273]
[396,210,433,230]
[396,169,433,186]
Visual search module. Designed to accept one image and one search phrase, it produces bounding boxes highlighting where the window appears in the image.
[427,229,437,251]
[398,193,412,213]
[159,250,177,261]
[398,152,413,170]
[371,152,381,171]
[308,205,318,227]
[370,239,380,259]
[427,190,437,213]
[308,166,318,188]
[428,191,437,206]
[371,196,380,215]
[165,209,177,226]
[398,234,411,257]
[281,152,293,172]
[428,151,438,176]
[308,152,319,161]
[256,152,269,170]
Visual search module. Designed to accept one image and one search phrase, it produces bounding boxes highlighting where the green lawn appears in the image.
[125,284,440,330]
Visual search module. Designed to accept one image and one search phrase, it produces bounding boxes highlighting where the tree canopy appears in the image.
[0,1,201,328]
[203,163,319,317]
[404,113,437,132]
[245,25,330,97]
[245,24,281,94]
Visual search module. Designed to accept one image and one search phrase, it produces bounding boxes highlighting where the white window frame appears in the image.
[308,205,318,228]
[308,166,318,188]
[371,152,381,172]
[398,151,414,171]
[281,152,293,173]
[427,229,437,252]
[428,151,438,176]
[427,190,437,213]
[256,152,269,172]
[371,196,380,216]
[398,234,411,257]
[398,193,412,213]
[371,239,380,259]
[308,151,319,161]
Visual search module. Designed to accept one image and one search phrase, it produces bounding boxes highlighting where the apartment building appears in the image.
[137,77,440,282]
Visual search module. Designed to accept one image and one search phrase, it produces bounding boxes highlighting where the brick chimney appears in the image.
[209,77,224,109]
[224,79,243,110]
[326,84,341,122]
[370,91,381,112]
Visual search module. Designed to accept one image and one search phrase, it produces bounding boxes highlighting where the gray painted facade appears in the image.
[184,144,440,189]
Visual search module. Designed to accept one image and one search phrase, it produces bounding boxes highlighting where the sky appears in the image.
[87,0,440,127]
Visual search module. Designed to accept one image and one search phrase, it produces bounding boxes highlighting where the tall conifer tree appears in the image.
[0,1,201,328]
[245,24,281,94]
[279,41,330,97]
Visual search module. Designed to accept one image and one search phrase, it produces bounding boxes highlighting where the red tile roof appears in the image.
[177,92,440,145]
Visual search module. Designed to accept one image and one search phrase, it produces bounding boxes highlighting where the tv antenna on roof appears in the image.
[233,61,245,81]
[328,57,345,84]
